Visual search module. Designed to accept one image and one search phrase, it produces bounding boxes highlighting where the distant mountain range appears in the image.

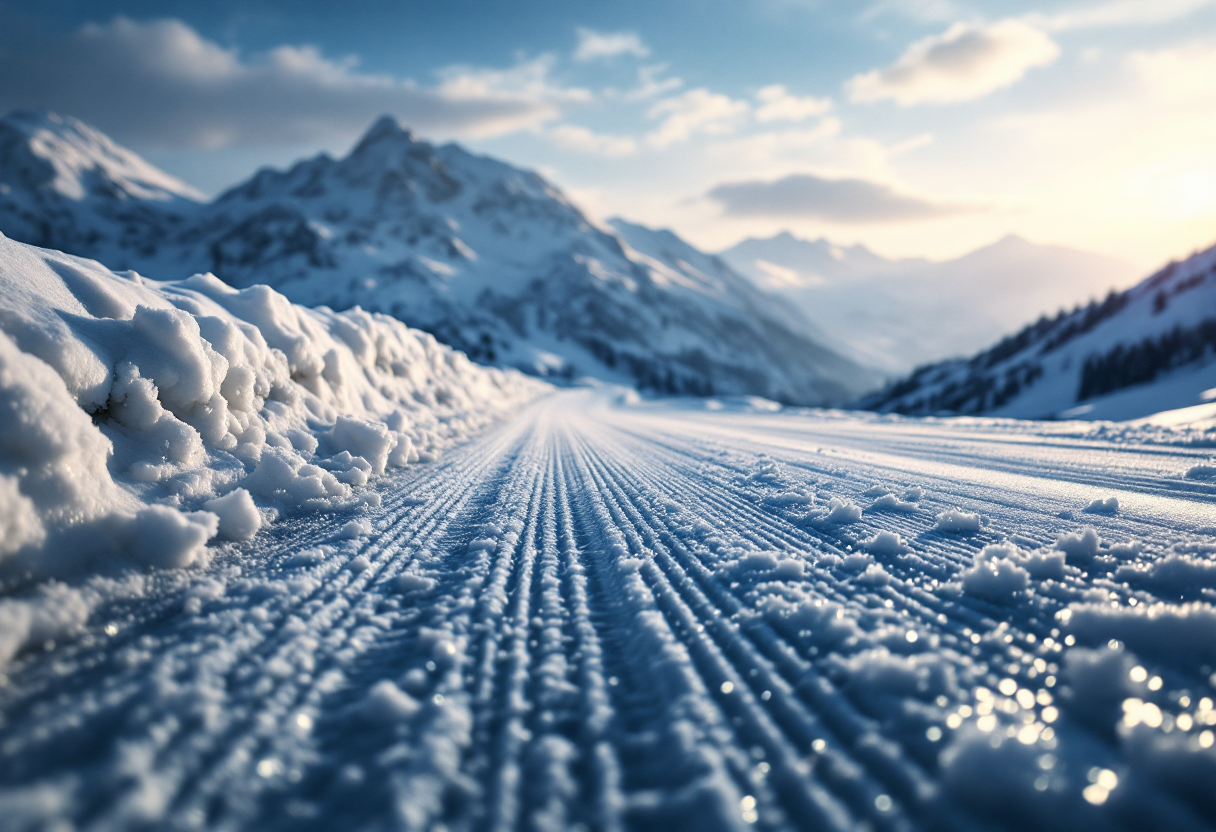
[720,231,1140,374]
[0,110,876,406]
[861,240,1216,420]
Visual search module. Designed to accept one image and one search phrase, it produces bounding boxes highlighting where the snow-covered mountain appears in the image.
[721,230,920,290]
[720,231,1140,374]
[0,110,204,257]
[0,111,876,406]
[861,240,1216,420]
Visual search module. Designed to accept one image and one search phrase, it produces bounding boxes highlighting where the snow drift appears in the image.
[0,232,545,583]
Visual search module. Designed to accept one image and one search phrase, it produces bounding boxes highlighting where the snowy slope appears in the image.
[0,231,545,629]
[863,240,1216,419]
[721,231,1139,374]
[0,110,204,257]
[3,389,1216,831]
[0,112,875,406]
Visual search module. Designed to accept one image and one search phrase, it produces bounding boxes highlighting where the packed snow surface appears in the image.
[2,390,1215,831]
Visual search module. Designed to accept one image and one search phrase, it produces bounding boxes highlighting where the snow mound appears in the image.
[809,497,862,526]
[934,509,982,534]
[959,543,1030,603]
[1055,527,1101,563]
[863,530,911,556]
[0,232,546,587]
[1082,496,1119,515]
[1184,461,1216,480]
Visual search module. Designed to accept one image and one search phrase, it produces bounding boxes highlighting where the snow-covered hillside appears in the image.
[721,231,1139,374]
[0,231,544,658]
[0,111,874,406]
[0,110,204,257]
[863,240,1216,420]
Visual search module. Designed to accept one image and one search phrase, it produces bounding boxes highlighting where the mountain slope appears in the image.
[861,240,1216,420]
[721,231,1140,374]
[721,230,920,290]
[0,110,203,257]
[0,112,875,405]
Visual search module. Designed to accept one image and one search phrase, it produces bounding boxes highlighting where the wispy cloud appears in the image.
[848,19,1060,106]
[706,172,966,222]
[0,17,589,149]
[548,124,638,157]
[859,0,962,23]
[1033,0,1216,31]
[754,85,832,123]
[645,89,750,148]
[573,28,650,61]
[619,64,684,101]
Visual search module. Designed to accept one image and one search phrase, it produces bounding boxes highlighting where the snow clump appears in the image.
[1082,496,1119,515]
[1184,461,1216,480]
[863,530,911,556]
[959,542,1029,603]
[1054,527,1101,563]
[934,509,982,534]
[810,497,862,526]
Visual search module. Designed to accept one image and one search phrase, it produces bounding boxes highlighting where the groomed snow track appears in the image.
[2,391,1216,831]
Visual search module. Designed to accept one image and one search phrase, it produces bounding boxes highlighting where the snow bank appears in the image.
[0,233,546,589]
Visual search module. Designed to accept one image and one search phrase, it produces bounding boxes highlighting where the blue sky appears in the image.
[2,0,1215,266]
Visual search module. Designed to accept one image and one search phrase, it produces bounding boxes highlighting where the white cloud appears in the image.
[860,0,962,23]
[1128,39,1216,100]
[574,28,650,61]
[1033,0,1216,31]
[754,85,832,123]
[0,17,589,149]
[434,55,592,116]
[548,124,638,157]
[847,19,1060,106]
[645,88,750,149]
[620,64,684,101]
[703,119,845,168]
